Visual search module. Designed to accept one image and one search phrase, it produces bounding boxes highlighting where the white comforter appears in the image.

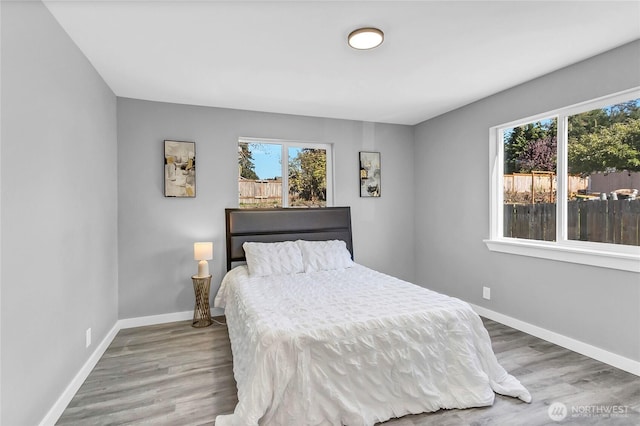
[214,264,531,426]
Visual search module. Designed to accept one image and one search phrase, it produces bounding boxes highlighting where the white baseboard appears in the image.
[39,307,225,426]
[470,303,640,377]
[38,322,120,426]
[118,310,192,329]
[118,307,224,329]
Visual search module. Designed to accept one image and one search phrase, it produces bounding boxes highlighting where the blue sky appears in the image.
[250,143,281,179]
[249,143,302,179]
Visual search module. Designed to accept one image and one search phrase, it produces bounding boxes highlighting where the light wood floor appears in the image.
[57,317,640,426]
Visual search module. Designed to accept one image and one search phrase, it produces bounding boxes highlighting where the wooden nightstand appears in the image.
[191,275,212,328]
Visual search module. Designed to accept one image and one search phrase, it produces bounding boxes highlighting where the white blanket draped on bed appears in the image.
[214,264,531,426]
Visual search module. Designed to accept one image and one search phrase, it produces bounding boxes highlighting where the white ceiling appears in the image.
[43,1,640,125]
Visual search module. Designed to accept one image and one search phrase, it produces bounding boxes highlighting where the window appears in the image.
[486,89,640,272]
[503,117,558,242]
[238,138,333,208]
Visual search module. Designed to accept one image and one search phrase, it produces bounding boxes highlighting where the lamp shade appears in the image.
[194,242,213,261]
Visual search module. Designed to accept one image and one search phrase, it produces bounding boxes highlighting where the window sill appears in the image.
[484,239,640,273]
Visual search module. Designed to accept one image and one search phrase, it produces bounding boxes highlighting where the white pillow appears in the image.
[297,240,354,272]
[242,241,304,277]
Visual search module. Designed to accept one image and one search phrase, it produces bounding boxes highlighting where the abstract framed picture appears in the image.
[359,151,381,197]
[164,140,196,197]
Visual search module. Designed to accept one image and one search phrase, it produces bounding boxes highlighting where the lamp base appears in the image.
[197,260,210,277]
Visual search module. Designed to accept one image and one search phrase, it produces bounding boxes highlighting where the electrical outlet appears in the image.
[86,328,92,348]
[483,286,491,300]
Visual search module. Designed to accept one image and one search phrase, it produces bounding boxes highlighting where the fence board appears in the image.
[514,204,530,240]
[542,203,555,241]
[503,204,513,238]
[567,201,579,240]
[529,205,540,241]
[621,200,640,246]
[611,201,621,243]
[591,200,608,243]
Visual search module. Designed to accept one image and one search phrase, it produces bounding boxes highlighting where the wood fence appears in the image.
[239,179,282,205]
[238,179,326,207]
[504,199,640,245]
[504,173,589,203]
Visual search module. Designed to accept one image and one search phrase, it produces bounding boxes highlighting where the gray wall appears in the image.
[0,2,118,425]
[117,99,415,319]
[413,40,640,361]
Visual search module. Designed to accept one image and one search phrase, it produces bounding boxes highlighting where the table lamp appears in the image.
[194,242,213,277]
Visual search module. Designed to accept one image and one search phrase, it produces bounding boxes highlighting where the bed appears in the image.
[215,207,531,426]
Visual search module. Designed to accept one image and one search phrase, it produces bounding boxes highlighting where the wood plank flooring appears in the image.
[57,317,640,426]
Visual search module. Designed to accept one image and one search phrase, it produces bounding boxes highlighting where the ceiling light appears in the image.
[348,27,384,50]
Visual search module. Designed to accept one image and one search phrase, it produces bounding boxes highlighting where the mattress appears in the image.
[214,264,531,426]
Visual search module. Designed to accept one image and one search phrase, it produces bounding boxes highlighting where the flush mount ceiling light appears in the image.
[348,27,384,50]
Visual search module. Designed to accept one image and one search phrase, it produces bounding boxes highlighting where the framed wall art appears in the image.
[164,140,196,197]
[359,151,381,197]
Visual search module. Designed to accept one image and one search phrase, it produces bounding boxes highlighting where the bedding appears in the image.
[297,239,355,272]
[214,264,531,426]
[243,241,304,277]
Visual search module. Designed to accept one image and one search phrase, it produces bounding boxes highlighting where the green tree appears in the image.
[609,100,640,123]
[238,143,259,180]
[568,108,610,140]
[567,100,640,175]
[288,149,326,203]
[568,119,640,175]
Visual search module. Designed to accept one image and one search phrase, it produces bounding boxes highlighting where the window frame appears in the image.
[485,88,640,273]
[238,137,334,208]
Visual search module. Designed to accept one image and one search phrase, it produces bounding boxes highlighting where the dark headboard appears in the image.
[225,207,353,271]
